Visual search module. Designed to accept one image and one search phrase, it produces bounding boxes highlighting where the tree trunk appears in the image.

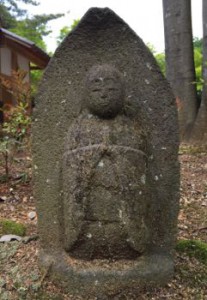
[192,0,207,142]
[162,0,198,140]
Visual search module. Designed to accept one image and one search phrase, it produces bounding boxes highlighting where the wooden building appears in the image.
[0,28,50,122]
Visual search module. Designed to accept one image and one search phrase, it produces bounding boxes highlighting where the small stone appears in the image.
[201,199,207,206]
[28,211,36,220]
[23,196,28,203]
[0,234,22,242]
[0,196,7,202]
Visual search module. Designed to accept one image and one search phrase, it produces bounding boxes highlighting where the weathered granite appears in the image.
[32,7,180,297]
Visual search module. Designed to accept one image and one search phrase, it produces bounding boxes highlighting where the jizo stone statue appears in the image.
[33,7,180,297]
[63,64,149,259]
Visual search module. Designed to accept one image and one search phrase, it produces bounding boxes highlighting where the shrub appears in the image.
[0,70,31,180]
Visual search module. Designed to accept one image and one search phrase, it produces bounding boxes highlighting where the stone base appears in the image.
[39,251,174,297]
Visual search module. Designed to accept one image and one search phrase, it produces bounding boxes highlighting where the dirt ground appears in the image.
[0,144,206,299]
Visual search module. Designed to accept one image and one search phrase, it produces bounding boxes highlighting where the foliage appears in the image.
[1,70,31,141]
[30,69,43,96]
[148,38,201,85]
[155,52,166,75]
[0,136,15,181]
[1,0,38,17]
[0,70,31,179]
[0,0,59,96]
[56,19,80,45]
[0,0,63,53]
[147,43,156,54]
[193,38,203,92]
[0,0,38,29]
[0,3,16,28]
[0,219,26,236]
[193,37,202,49]
[147,43,166,75]
[11,13,63,51]
[176,239,207,265]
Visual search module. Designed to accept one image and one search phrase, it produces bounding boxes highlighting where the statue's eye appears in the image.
[92,89,101,92]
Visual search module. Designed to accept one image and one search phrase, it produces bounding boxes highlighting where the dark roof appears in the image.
[0,28,50,69]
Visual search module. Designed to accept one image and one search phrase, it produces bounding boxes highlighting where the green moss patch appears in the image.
[176,239,207,265]
[0,219,26,236]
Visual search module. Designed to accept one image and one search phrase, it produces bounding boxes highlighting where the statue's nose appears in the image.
[101,92,107,99]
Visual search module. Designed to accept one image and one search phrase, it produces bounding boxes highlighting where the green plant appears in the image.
[0,136,16,180]
[1,70,31,140]
[176,239,207,264]
[0,70,31,180]
[0,219,26,236]
[56,19,80,45]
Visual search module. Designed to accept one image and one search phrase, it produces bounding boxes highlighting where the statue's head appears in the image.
[85,64,125,118]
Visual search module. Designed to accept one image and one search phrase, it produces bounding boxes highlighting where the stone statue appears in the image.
[33,7,180,297]
[62,65,149,259]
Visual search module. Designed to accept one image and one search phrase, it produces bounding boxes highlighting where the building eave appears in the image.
[0,28,50,69]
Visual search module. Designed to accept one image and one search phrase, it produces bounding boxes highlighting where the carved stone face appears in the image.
[86,65,125,118]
